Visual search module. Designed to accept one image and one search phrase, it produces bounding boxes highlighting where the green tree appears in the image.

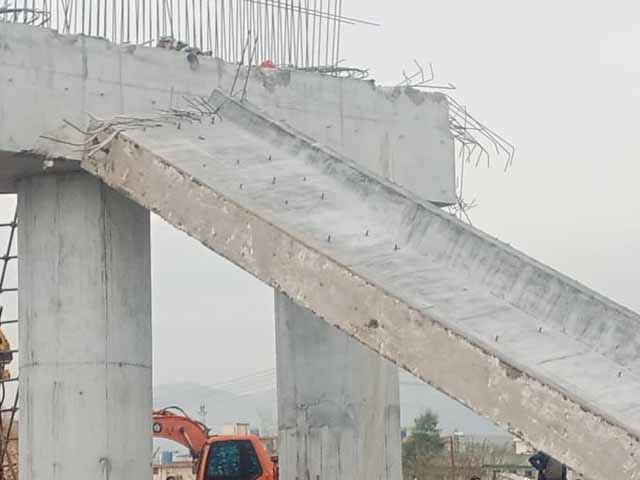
[402,410,446,479]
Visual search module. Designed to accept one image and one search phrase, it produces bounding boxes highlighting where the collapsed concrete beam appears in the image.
[60,91,640,480]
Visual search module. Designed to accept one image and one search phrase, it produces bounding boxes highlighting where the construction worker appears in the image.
[529,451,567,480]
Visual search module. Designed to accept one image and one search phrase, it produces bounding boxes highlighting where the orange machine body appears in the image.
[153,407,277,480]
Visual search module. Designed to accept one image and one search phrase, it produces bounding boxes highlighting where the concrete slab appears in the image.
[0,22,454,203]
[42,90,640,480]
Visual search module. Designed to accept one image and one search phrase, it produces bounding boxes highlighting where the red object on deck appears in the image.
[260,60,276,68]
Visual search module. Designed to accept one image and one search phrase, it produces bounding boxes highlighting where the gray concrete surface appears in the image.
[0,21,455,480]
[18,173,152,480]
[0,22,454,204]
[276,293,402,480]
[59,91,640,480]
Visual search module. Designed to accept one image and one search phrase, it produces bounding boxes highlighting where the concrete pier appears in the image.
[17,173,152,480]
[276,294,402,480]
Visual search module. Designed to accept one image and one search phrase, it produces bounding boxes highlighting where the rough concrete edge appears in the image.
[200,92,640,444]
[78,134,638,480]
[0,21,448,105]
[207,90,640,332]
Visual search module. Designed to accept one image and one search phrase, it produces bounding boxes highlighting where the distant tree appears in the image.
[402,410,445,479]
[454,438,511,479]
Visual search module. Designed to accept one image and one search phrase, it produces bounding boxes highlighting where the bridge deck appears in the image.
[56,91,640,480]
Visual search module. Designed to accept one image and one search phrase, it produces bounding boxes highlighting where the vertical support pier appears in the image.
[18,173,152,480]
[276,294,402,479]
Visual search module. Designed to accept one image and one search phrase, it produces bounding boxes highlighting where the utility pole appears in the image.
[198,404,208,426]
[449,435,456,480]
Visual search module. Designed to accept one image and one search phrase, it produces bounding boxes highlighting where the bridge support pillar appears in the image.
[275,293,402,480]
[18,172,152,480]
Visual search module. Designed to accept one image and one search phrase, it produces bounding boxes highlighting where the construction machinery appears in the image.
[0,328,11,381]
[153,407,278,480]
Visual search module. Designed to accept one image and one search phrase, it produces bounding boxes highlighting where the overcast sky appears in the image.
[5,0,640,434]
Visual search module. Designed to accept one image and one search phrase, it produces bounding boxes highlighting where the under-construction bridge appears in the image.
[0,9,639,480]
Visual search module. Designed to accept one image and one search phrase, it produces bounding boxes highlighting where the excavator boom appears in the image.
[152,407,210,459]
[153,406,278,480]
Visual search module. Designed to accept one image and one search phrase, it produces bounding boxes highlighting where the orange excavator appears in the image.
[153,407,278,480]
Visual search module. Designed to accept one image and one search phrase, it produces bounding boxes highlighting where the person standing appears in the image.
[529,451,567,480]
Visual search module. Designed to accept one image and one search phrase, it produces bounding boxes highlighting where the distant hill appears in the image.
[154,382,277,435]
[153,370,507,443]
[153,382,277,459]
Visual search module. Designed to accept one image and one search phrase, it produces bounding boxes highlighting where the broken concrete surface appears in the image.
[41,90,640,480]
[0,22,454,203]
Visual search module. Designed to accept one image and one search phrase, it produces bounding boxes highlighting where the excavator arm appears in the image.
[153,406,278,480]
[152,407,210,460]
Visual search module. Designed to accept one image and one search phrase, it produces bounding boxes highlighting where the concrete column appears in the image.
[276,293,402,480]
[18,172,152,480]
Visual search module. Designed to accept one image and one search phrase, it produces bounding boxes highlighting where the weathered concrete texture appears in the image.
[68,91,640,480]
[18,172,152,480]
[0,22,454,204]
[276,294,402,480]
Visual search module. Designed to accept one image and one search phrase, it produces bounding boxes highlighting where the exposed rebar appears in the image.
[1,0,376,71]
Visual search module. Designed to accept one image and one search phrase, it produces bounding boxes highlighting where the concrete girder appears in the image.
[47,91,640,480]
[0,22,454,205]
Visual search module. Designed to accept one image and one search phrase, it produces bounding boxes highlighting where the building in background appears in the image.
[152,461,195,480]
[221,423,250,436]
[0,416,17,480]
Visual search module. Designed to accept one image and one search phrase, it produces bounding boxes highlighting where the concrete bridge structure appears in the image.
[1,19,640,480]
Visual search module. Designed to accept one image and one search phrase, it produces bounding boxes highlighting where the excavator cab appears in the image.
[200,437,267,480]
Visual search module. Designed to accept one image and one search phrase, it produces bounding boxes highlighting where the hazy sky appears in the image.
[5,0,640,434]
